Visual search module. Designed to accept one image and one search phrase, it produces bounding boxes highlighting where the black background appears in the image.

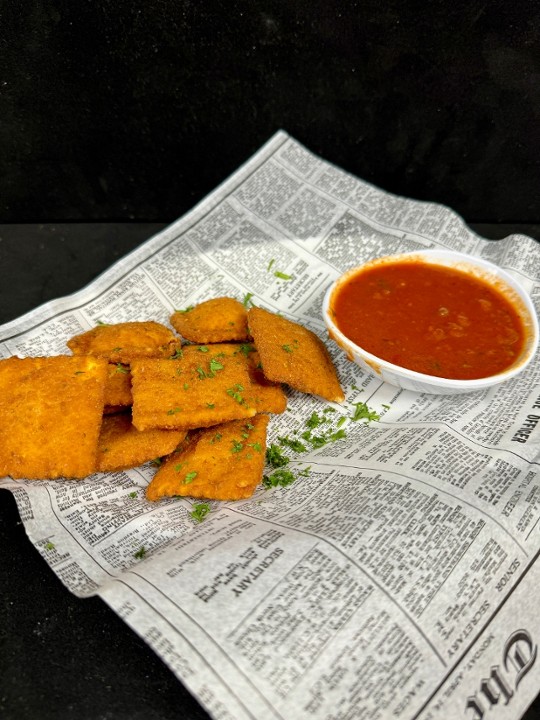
[2,1,540,718]
[2,0,540,225]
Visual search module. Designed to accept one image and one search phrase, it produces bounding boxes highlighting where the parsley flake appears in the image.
[243,292,254,307]
[184,471,197,484]
[350,402,380,423]
[167,407,182,415]
[209,358,224,373]
[274,271,292,280]
[134,547,147,560]
[191,502,211,523]
[263,469,296,488]
[266,444,290,468]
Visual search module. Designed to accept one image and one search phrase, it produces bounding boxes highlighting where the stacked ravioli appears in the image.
[0,298,344,501]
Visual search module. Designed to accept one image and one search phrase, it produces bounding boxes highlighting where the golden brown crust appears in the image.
[96,414,186,472]
[146,414,269,501]
[247,306,345,402]
[67,321,181,363]
[170,297,249,343]
[103,363,133,407]
[0,356,108,479]
[130,346,256,431]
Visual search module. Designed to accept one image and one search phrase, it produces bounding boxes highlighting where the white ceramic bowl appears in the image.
[322,249,539,394]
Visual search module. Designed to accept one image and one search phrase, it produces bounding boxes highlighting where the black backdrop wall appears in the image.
[2,0,540,225]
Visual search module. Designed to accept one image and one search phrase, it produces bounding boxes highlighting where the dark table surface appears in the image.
[1,222,540,720]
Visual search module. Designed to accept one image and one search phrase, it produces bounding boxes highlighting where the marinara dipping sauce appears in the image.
[330,259,527,380]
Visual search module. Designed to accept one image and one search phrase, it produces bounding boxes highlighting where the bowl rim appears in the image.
[322,249,540,389]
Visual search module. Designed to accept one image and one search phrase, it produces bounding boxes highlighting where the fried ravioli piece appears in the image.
[247,306,345,402]
[146,414,269,501]
[182,343,287,414]
[130,348,256,431]
[241,345,288,414]
[67,321,181,363]
[170,297,249,343]
[96,414,186,472]
[103,363,133,407]
[0,355,108,479]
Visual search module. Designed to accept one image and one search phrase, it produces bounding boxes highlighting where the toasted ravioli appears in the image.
[240,345,288,414]
[183,343,287,414]
[170,297,249,343]
[96,414,186,472]
[247,306,345,402]
[146,414,269,501]
[130,348,256,431]
[67,321,181,363]
[0,356,108,479]
[103,363,133,407]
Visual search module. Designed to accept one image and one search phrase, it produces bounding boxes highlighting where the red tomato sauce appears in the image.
[331,260,526,380]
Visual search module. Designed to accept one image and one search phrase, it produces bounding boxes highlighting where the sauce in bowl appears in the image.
[330,258,527,380]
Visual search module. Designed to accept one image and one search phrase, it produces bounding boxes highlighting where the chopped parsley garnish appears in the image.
[267,258,275,271]
[134,547,147,560]
[282,344,293,353]
[231,440,244,453]
[198,346,209,353]
[151,457,163,466]
[206,402,215,408]
[209,358,224,373]
[174,462,184,472]
[96,320,109,326]
[196,366,207,378]
[170,348,183,359]
[350,402,380,423]
[210,432,222,444]
[116,364,129,374]
[243,292,254,307]
[266,444,290,468]
[128,491,138,498]
[191,502,211,523]
[176,305,194,313]
[44,541,55,551]
[167,407,182,415]
[274,271,292,280]
[239,344,254,357]
[226,384,246,404]
[250,441,262,452]
[306,411,326,429]
[183,383,190,390]
[278,436,307,453]
[184,471,197,484]
[263,469,296,488]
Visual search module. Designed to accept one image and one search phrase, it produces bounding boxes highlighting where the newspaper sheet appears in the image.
[1,131,539,720]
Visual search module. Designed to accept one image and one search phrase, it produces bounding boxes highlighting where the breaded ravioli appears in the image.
[247,306,345,403]
[103,363,133,408]
[67,321,181,363]
[234,344,287,414]
[170,297,249,343]
[146,414,269,501]
[0,355,108,479]
[183,343,287,414]
[130,348,256,431]
[96,414,186,472]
